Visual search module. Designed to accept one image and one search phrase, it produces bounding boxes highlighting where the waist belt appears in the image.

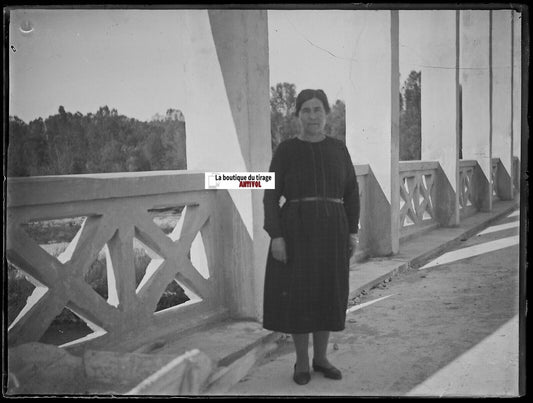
[288,197,343,204]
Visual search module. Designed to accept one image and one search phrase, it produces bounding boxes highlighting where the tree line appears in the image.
[7,106,187,177]
[6,72,421,177]
[399,70,421,161]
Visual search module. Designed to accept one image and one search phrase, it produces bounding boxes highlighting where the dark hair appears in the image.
[295,89,330,116]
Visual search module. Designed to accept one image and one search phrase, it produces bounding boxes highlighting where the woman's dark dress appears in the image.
[263,136,360,334]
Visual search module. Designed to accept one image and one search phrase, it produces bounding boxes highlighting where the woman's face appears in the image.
[298,97,327,135]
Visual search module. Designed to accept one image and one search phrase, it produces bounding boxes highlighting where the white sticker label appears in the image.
[205,172,275,190]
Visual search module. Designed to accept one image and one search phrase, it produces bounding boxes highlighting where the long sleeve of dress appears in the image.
[343,146,360,234]
[263,144,285,239]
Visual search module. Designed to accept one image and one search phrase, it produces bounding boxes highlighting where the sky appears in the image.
[8,8,449,123]
[268,10,438,102]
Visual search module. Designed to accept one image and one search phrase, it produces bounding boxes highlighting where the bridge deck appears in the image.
[130,199,519,394]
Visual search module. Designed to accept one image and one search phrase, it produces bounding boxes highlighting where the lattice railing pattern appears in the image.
[354,164,369,256]
[492,158,500,199]
[458,165,475,209]
[512,156,520,195]
[6,174,226,350]
[399,165,436,230]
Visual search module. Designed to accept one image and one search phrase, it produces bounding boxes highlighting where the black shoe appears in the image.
[312,360,342,380]
[293,364,311,385]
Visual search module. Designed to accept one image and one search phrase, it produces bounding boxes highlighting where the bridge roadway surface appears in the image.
[223,202,522,397]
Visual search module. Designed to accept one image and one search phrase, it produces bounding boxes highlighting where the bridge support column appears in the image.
[512,10,522,195]
[420,11,460,227]
[182,10,270,320]
[491,10,514,201]
[346,10,400,256]
[460,10,492,211]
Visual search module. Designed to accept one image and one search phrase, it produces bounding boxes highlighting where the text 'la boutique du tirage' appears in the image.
[204,172,275,189]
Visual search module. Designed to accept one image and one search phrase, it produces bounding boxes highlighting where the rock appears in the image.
[7,342,85,395]
[333,343,339,351]
[128,349,213,395]
[83,350,177,387]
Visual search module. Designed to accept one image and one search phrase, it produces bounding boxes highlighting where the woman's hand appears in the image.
[348,233,358,258]
[271,237,287,264]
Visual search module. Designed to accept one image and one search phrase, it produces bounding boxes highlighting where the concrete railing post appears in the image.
[181,10,270,320]
[491,10,514,200]
[460,10,492,212]
[346,10,400,256]
[421,10,460,227]
[512,10,522,195]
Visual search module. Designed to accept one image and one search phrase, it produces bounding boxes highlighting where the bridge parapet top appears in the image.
[459,159,478,168]
[398,160,439,173]
[354,164,370,176]
[7,171,206,208]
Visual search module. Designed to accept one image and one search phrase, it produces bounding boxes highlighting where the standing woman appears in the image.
[263,89,360,385]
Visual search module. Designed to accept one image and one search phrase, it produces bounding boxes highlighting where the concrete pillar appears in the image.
[346,10,400,256]
[181,10,270,320]
[491,10,514,200]
[420,10,460,226]
[460,10,492,211]
[512,10,522,194]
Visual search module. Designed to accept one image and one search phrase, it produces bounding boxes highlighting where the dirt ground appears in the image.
[233,213,520,396]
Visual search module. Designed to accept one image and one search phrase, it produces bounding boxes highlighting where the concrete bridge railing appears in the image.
[6,156,516,352]
[492,158,501,201]
[6,167,376,352]
[5,171,253,353]
[354,164,370,260]
[398,161,439,238]
[512,156,520,196]
[459,159,478,218]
